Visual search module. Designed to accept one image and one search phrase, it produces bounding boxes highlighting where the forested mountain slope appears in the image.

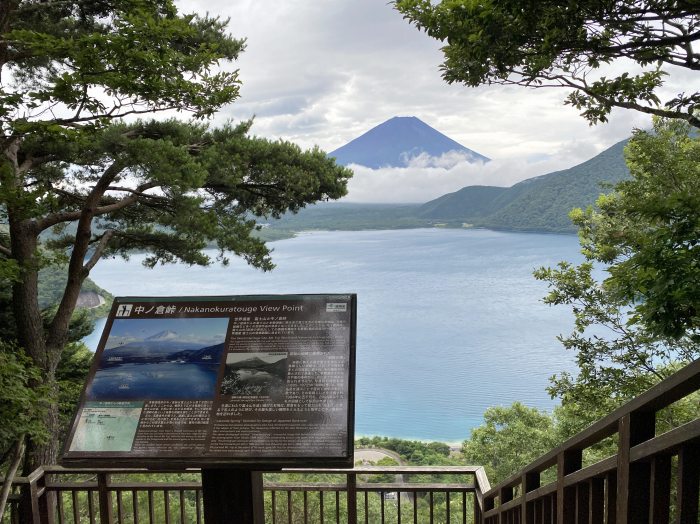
[418,139,630,232]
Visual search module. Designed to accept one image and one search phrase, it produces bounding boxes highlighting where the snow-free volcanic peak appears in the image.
[329,116,489,169]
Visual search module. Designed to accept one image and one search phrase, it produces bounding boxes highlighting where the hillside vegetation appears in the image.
[267,138,630,234]
[422,139,629,231]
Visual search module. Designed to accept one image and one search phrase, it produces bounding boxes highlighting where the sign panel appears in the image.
[62,294,356,468]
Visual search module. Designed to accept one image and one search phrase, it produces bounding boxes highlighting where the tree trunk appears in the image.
[24,379,60,471]
[9,221,63,469]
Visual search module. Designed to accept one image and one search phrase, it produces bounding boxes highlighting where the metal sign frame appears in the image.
[62,294,356,469]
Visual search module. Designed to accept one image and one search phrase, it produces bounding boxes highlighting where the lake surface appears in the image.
[86,228,583,442]
[87,362,220,400]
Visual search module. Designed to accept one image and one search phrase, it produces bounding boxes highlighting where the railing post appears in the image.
[18,468,47,524]
[251,472,264,524]
[202,469,257,524]
[616,411,654,523]
[677,443,700,523]
[97,473,113,524]
[521,472,539,524]
[474,495,482,524]
[556,449,581,524]
[346,472,357,524]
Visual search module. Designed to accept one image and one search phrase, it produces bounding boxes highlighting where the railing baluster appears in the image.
[56,490,65,524]
[617,412,654,524]
[319,491,324,524]
[364,491,368,524]
[195,489,202,524]
[446,492,450,524]
[179,491,185,524]
[116,491,123,524]
[87,490,95,524]
[429,492,433,524]
[147,490,154,524]
[303,490,308,524]
[271,491,276,524]
[96,473,112,524]
[163,490,170,524]
[380,492,385,524]
[132,491,139,524]
[397,491,401,523]
[677,443,700,523]
[606,471,617,524]
[347,473,356,524]
[589,478,604,524]
[413,492,417,524]
[547,496,552,524]
[286,490,292,524]
[575,483,588,524]
[335,490,340,524]
[556,449,581,524]
[71,490,78,524]
[649,455,671,523]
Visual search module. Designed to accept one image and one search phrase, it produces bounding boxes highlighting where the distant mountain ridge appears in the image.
[418,138,630,231]
[329,116,489,168]
[264,137,631,234]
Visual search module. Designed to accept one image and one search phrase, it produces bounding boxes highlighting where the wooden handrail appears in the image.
[485,357,700,496]
[3,465,488,524]
[6,360,697,523]
[483,358,700,524]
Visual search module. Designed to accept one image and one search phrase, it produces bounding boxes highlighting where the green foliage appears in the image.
[586,119,700,339]
[534,120,699,420]
[355,436,454,466]
[0,341,49,466]
[461,403,557,485]
[56,342,93,439]
[37,264,113,319]
[457,119,700,487]
[2,0,244,131]
[396,0,700,127]
[1,0,350,464]
[27,119,351,271]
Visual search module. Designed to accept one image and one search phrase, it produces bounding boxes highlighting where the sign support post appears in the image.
[201,469,263,524]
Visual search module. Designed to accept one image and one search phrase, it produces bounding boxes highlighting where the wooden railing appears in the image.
[1,465,490,523]
[483,358,700,524]
[4,359,699,523]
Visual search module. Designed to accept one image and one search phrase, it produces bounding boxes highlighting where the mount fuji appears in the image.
[328,116,489,169]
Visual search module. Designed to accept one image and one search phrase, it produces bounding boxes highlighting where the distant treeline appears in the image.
[261,138,630,235]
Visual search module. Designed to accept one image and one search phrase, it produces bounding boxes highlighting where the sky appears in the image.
[176,0,693,203]
[105,318,229,348]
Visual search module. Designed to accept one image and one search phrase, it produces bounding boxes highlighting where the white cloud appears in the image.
[344,152,585,203]
[173,0,689,187]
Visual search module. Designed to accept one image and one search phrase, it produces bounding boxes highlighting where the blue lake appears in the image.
[86,228,584,442]
[87,362,220,400]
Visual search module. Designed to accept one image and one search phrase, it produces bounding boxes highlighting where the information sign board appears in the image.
[62,294,356,468]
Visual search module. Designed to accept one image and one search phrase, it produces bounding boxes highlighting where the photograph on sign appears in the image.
[62,294,356,468]
[88,317,228,401]
[221,352,288,399]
